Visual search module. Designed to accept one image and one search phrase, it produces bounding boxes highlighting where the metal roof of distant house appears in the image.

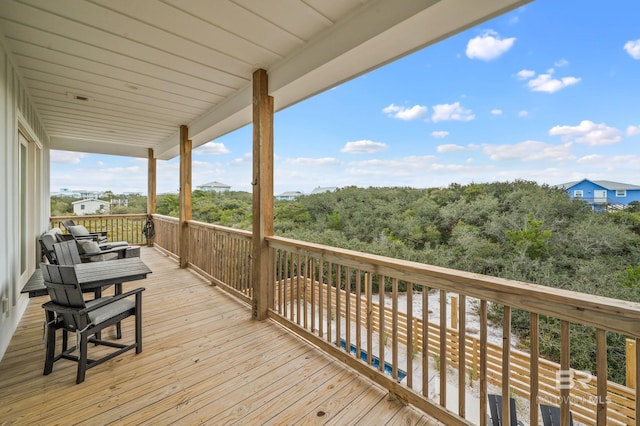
[557,179,640,191]
[198,181,230,188]
[311,186,338,194]
[71,198,109,205]
[278,191,303,197]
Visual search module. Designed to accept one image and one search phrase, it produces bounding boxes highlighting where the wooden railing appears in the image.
[50,214,148,245]
[75,216,640,425]
[151,214,179,256]
[276,277,636,425]
[187,220,253,303]
[267,236,640,426]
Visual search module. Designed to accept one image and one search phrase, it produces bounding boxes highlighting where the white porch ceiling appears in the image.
[0,0,530,160]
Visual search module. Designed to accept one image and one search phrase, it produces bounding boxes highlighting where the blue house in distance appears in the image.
[557,179,640,210]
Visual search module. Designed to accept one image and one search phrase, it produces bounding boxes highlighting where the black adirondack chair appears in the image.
[61,219,108,243]
[488,394,524,426]
[540,404,573,426]
[41,263,145,384]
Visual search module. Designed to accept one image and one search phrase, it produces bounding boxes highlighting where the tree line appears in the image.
[52,181,640,383]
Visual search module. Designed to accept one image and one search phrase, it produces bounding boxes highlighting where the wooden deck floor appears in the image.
[0,247,441,426]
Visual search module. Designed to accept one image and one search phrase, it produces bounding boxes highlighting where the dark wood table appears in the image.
[22,257,152,298]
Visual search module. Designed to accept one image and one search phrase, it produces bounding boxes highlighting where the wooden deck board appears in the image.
[0,247,439,425]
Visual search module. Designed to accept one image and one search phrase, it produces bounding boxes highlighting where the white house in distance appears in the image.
[311,186,338,194]
[197,181,231,193]
[275,191,303,201]
[72,199,110,215]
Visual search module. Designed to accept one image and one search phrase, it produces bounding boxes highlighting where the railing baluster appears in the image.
[296,253,301,325]
[635,338,640,426]
[336,264,341,347]
[326,261,332,344]
[366,272,373,367]
[596,328,607,425]
[318,259,324,339]
[502,305,511,426]
[560,320,571,425]
[356,270,362,360]
[440,289,447,406]
[479,300,487,426]
[530,312,539,426]
[407,282,413,389]
[310,257,316,333]
[458,294,466,417]
[422,288,429,398]
[392,277,398,381]
[302,255,308,329]
[345,267,351,353]
[379,275,385,374]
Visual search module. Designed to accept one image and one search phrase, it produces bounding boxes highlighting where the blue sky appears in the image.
[51,0,640,196]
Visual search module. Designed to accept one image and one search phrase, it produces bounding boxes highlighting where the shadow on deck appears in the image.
[0,247,440,425]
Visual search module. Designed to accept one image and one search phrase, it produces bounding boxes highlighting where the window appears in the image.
[81,205,85,210]
[616,190,626,197]
[574,190,583,198]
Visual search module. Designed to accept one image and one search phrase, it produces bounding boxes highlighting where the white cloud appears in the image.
[624,39,640,59]
[96,161,104,166]
[382,104,428,120]
[518,110,529,117]
[627,125,640,136]
[483,141,575,162]
[51,150,87,164]
[286,157,340,166]
[517,67,581,93]
[194,142,230,155]
[490,109,503,116]
[432,102,475,122]
[437,144,465,153]
[549,120,622,146]
[230,152,252,165]
[465,30,516,61]
[554,59,569,67]
[431,131,449,139]
[341,140,388,154]
[576,154,604,164]
[527,72,581,93]
[517,70,535,80]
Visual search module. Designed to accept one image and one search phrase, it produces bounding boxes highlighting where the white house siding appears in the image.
[0,40,50,360]
[73,199,110,215]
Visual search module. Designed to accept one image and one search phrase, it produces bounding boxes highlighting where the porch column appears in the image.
[179,125,192,269]
[252,68,274,320]
[147,148,156,246]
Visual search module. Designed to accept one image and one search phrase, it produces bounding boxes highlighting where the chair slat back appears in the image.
[61,219,76,232]
[41,263,88,330]
[53,240,83,265]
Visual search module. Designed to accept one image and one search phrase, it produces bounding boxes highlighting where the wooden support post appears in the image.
[179,125,191,269]
[147,148,156,247]
[252,68,274,320]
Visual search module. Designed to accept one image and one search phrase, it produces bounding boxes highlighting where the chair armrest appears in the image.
[98,245,129,254]
[80,287,145,312]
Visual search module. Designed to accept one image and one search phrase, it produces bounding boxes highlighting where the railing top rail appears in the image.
[187,220,252,237]
[151,214,179,222]
[267,235,640,338]
[51,213,148,221]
